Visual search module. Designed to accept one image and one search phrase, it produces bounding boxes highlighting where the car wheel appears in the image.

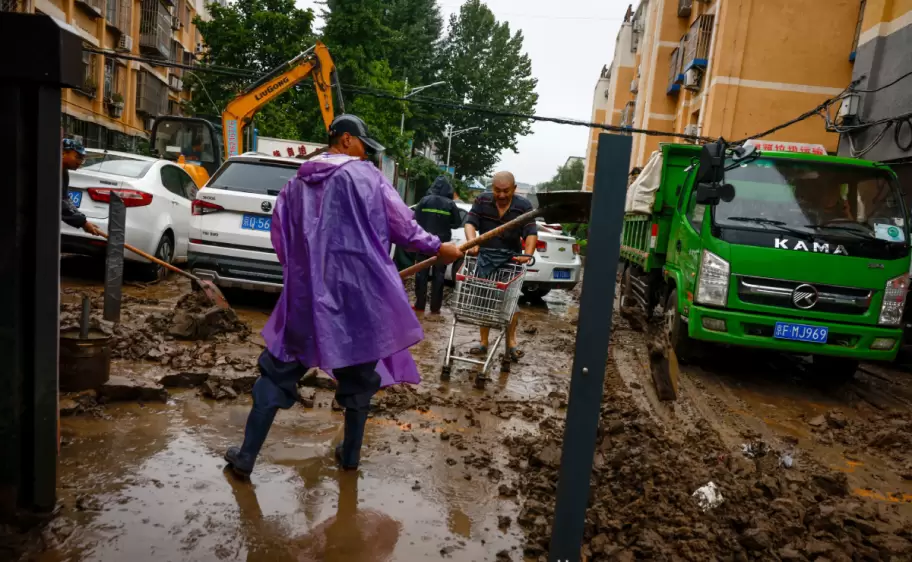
[147,233,174,282]
[521,285,551,300]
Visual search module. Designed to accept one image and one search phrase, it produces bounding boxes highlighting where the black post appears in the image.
[0,13,81,518]
[548,133,632,561]
[104,193,126,323]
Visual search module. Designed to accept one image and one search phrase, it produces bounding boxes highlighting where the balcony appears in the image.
[620,101,636,130]
[682,14,713,72]
[139,0,171,58]
[678,0,693,17]
[75,0,104,19]
[136,71,166,116]
[0,0,26,12]
[168,73,184,92]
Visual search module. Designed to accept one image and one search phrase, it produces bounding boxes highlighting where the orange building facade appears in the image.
[584,0,864,191]
[3,0,211,150]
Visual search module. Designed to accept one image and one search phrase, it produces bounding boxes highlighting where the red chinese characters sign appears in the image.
[272,145,310,157]
[744,139,826,155]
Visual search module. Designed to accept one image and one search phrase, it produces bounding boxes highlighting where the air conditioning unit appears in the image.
[172,16,182,31]
[684,124,700,136]
[195,42,204,54]
[630,79,638,94]
[116,35,133,52]
[683,68,702,90]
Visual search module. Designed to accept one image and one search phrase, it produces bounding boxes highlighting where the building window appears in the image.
[103,59,120,100]
[82,51,97,95]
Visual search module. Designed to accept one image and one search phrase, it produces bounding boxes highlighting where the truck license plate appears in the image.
[68,190,82,208]
[241,214,272,232]
[773,322,828,344]
[553,269,571,280]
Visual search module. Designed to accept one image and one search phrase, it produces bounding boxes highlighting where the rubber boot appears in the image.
[339,409,369,469]
[226,403,277,477]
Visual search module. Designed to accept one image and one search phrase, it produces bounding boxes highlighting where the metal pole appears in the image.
[548,133,631,561]
[446,124,453,169]
[400,77,408,135]
[103,192,125,323]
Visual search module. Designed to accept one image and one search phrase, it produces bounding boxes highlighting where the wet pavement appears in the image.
[8,257,912,560]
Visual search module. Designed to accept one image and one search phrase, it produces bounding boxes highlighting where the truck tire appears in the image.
[619,266,636,322]
[809,355,858,384]
[665,288,700,363]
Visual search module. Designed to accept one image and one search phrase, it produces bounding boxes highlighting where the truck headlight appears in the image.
[695,250,730,307]
[878,273,909,326]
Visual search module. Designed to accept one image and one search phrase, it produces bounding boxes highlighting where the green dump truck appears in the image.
[619,140,910,379]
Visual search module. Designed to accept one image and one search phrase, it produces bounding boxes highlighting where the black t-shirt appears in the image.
[465,192,538,253]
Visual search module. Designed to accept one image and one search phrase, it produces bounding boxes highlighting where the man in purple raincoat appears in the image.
[225,115,463,476]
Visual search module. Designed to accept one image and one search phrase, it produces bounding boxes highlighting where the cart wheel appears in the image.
[474,375,487,390]
[441,365,451,381]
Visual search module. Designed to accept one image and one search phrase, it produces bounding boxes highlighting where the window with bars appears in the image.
[81,51,97,94]
[136,70,167,116]
[103,59,122,100]
[139,0,171,58]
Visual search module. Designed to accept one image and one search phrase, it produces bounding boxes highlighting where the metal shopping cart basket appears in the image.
[441,254,533,387]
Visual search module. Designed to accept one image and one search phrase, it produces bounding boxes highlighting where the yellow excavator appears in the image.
[150,41,341,186]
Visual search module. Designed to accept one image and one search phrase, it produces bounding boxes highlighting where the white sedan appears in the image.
[61,149,197,279]
[394,200,583,298]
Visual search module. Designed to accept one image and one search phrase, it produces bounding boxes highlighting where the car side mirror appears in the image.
[696,140,726,185]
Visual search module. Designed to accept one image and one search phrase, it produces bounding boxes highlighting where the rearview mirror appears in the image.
[696,140,726,185]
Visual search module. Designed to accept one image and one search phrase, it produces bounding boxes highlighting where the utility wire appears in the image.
[849,69,912,93]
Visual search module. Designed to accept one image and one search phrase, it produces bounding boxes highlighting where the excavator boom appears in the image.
[222,41,339,159]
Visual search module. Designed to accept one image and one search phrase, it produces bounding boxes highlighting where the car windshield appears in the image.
[81,153,154,178]
[715,158,906,243]
[207,161,298,195]
[154,119,219,164]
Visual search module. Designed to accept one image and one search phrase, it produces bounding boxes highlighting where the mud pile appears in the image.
[507,360,912,561]
[808,409,912,477]
[60,290,255,372]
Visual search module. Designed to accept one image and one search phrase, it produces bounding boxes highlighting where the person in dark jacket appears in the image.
[413,176,462,313]
[61,139,103,235]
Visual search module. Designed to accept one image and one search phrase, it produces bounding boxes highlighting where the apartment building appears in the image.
[838,0,912,191]
[1,0,210,151]
[584,0,862,190]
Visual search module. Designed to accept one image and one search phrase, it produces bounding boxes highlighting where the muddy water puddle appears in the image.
[41,391,527,562]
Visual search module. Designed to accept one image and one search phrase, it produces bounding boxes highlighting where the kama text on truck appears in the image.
[619,139,910,380]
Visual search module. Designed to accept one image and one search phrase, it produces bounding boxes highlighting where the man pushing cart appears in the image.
[441,171,538,386]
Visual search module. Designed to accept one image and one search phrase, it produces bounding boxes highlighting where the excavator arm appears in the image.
[222,41,341,159]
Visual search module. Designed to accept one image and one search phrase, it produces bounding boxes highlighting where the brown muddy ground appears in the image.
[6,256,912,561]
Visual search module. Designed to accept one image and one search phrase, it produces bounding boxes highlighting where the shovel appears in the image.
[96,232,231,311]
[399,190,592,279]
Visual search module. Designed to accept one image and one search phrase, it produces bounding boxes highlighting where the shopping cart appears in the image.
[441,254,534,387]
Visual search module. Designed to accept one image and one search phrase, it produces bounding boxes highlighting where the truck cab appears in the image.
[620,141,909,379]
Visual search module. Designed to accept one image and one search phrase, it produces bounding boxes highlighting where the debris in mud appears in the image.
[692,481,724,512]
[506,346,912,561]
[200,378,238,400]
[98,375,168,403]
[297,388,316,408]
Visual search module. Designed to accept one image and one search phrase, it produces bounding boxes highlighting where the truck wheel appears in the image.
[619,266,635,319]
[665,289,699,363]
[809,356,858,384]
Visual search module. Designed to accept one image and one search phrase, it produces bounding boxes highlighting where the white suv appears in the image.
[188,153,300,292]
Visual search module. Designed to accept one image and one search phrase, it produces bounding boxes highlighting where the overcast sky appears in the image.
[294,0,628,185]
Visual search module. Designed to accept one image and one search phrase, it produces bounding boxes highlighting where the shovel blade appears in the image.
[534,190,593,224]
[197,279,231,311]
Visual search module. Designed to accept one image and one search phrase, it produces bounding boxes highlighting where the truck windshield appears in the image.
[715,158,906,244]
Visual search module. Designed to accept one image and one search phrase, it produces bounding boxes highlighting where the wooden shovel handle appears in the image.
[96,232,198,282]
[399,208,542,279]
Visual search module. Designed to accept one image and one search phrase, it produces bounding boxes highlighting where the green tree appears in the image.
[537,158,585,192]
[189,0,323,141]
[437,0,538,177]
[320,0,443,158]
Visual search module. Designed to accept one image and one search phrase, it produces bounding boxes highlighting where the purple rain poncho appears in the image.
[262,153,441,387]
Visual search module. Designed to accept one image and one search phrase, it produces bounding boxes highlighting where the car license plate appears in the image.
[773,322,828,344]
[68,190,82,208]
[553,269,571,280]
[241,214,272,232]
